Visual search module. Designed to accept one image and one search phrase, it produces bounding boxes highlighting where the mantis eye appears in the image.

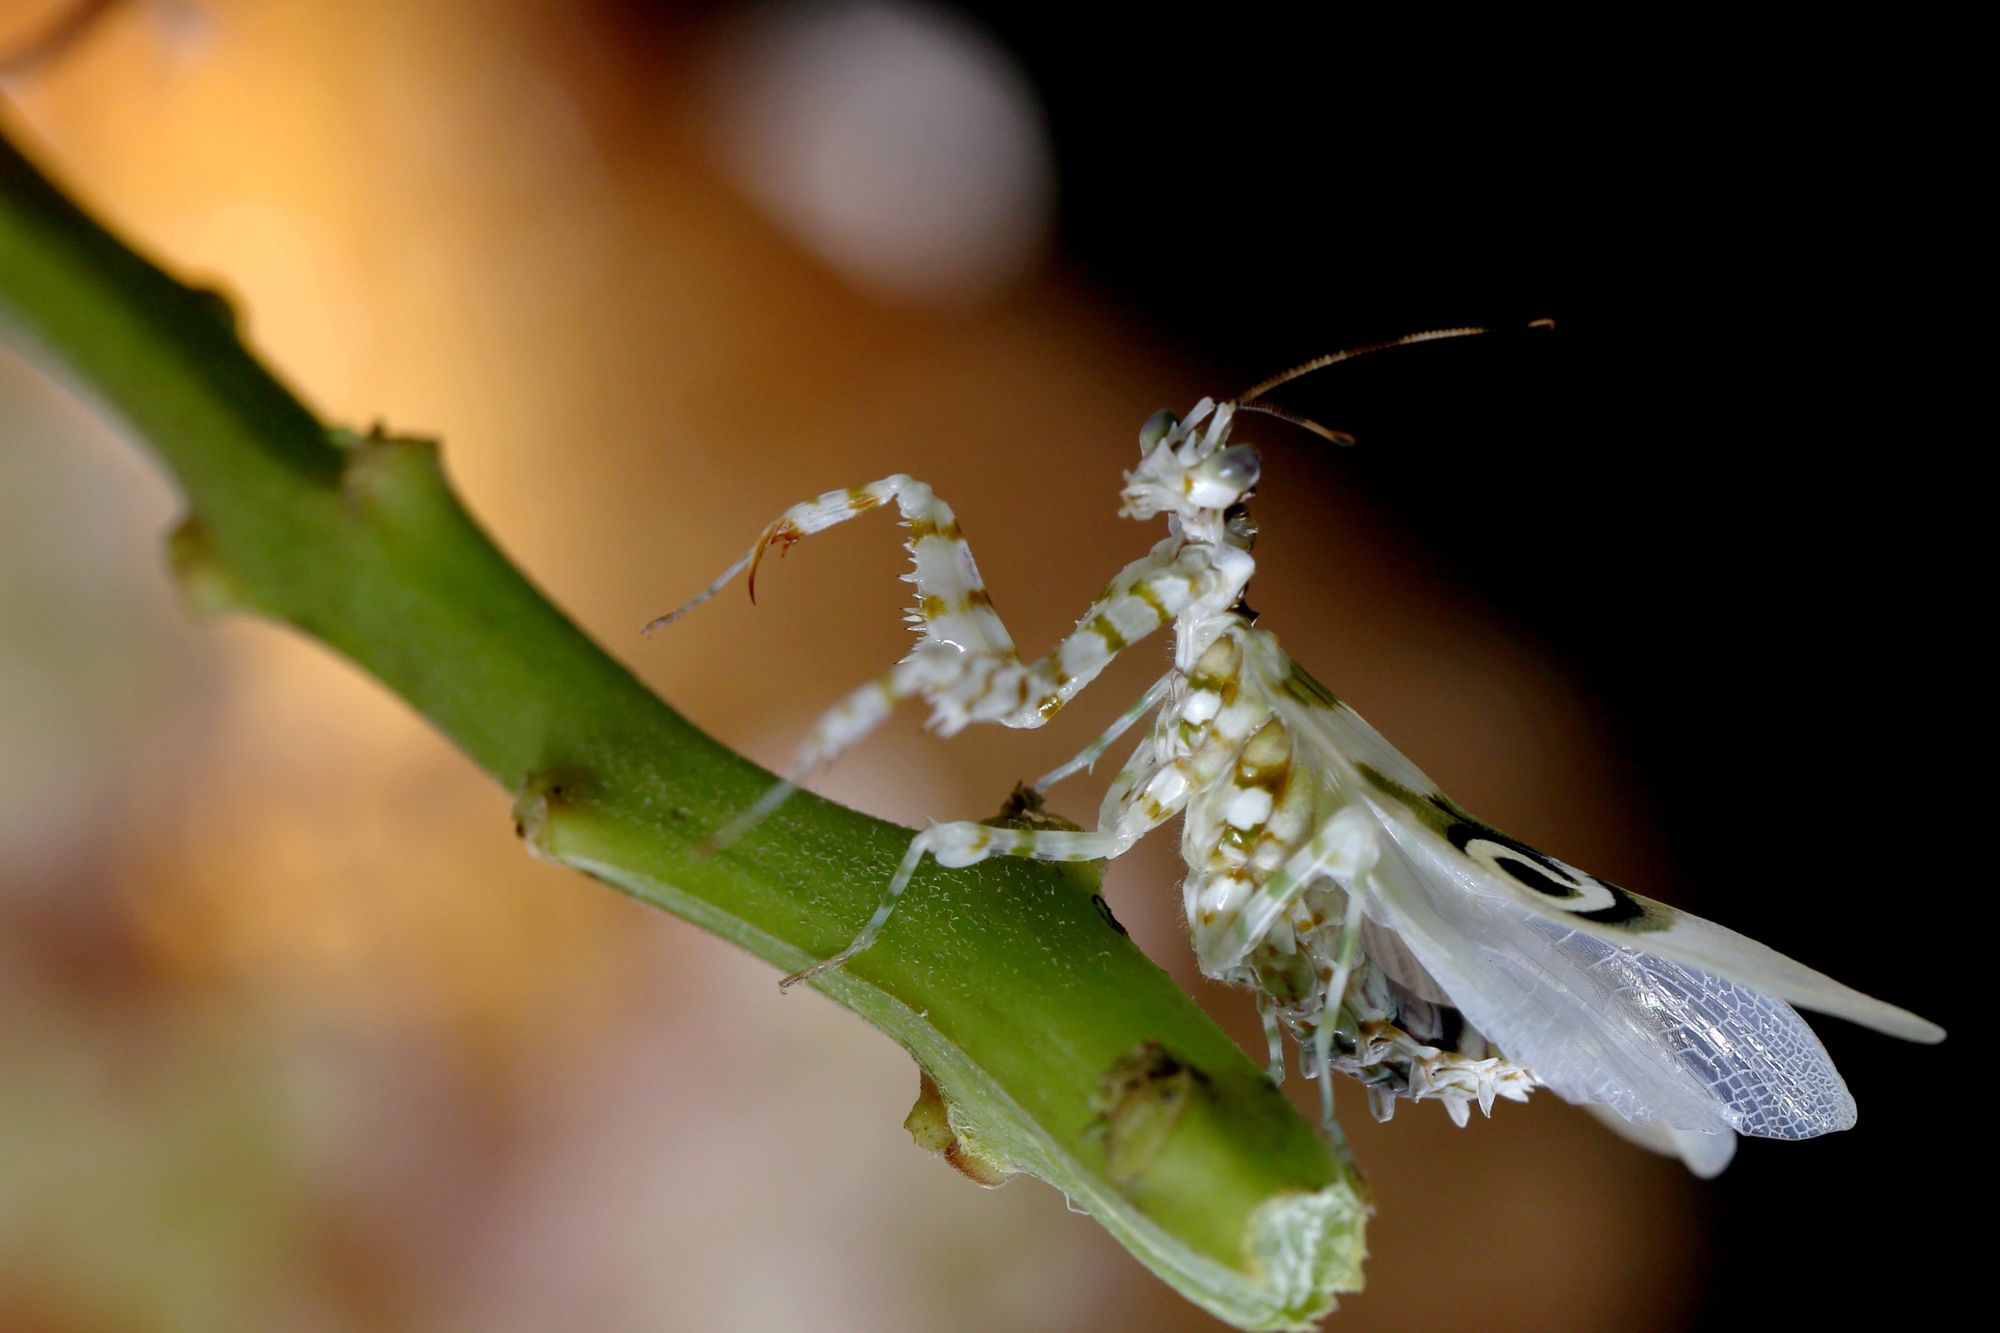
[1207,444,1261,493]
[1138,409,1178,452]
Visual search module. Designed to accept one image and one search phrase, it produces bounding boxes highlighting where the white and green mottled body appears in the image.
[659,367,1944,1177]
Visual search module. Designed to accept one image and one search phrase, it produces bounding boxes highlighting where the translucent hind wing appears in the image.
[1347,824,1857,1141]
[1238,629,1932,1154]
[1241,633,1944,1046]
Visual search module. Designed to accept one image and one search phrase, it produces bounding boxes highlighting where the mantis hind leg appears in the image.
[781,753,1193,989]
[1257,996,1286,1085]
[1310,874,1370,1136]
[780,823,1133,989]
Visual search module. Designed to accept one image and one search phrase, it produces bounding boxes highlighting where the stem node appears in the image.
[165,514,262,617]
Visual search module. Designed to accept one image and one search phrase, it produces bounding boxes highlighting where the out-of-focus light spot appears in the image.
[0,0,209,87]
[704,0,1054,308]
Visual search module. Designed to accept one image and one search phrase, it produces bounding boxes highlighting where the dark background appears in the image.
[948,10,1969,1326]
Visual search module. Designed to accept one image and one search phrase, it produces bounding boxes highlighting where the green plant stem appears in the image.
[0,119,1365,1330]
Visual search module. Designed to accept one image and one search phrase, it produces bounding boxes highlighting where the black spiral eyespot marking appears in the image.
[1445,820,1646,925]
[1092,893,1129,937]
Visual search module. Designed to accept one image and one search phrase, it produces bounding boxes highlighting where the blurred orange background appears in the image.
[1,3,1962,1330]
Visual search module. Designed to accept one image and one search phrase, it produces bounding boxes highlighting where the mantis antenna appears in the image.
[1233,318,1556,443]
